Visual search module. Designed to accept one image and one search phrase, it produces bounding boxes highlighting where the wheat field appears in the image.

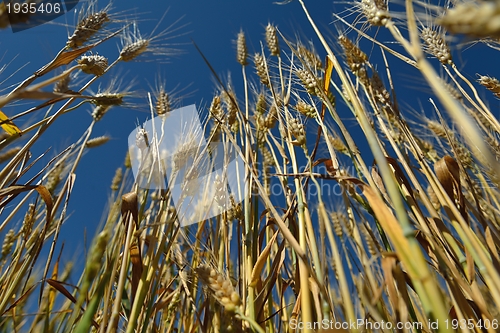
[0,0,499,332]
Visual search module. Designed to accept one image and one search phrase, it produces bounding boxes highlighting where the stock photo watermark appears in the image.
[126,104,382,226]
[289,318,499,331]
[2,0,79,32]
[128,104,247,227]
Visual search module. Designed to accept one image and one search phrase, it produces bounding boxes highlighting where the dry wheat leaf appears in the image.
[14,90,72,100]
[0,110,21,136]
[48,249,61,312]
[47,279,77,304]
[250,231,279,287]
[121,192,139,228]
[382,255,399,310]
[435,155,461,201]
[130,241,143,304]
[435,155,467,221]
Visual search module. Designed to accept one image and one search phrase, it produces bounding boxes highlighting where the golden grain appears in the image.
[236,31,248,66]
[196,265,241,312]
[120,39,150,62]
[53,75,72,93]
[92,105,111,121]
[22,204,36,241]
[67,11,109,49]
[265,23,280,56]
[360,0,390,26]
[253,53,270,86]
[478,75,500,98]
[78,54,108,76]
[0,147,21,163]
[298,44,322,69]
[86,135,110,148]
[155,89,171,116]
[427,120,448,138]
[421,27,452,65]
[437,1,500,38]
[296,69,319,95]
[295,100,317,118]
[1,229,16,259]
[289,117,306,146]
[111,168,122,191]
[339,35,368,74]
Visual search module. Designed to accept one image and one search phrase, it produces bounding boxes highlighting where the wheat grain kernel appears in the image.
[478,75,500,98]
[209,95,224,122]
[439,78,462,100]
[222,91,239,132]
[421,27,452,65]
[265,23,280,56]
[124,151,131,169]
[253,53,270,86]
[92,93,123,107]
[289,117,306,146]
[298,44,322,69]
[370,72,391,106]
[295,100,316,118]
[427,120,447,138]
[0,147,21,163]
[22,204,36,241]
[296,69,319,95]
[455,144,472,169]
[155,89,171,116]
[1,229,16,259]
[78,54,108,76]
[360,0,390,26]
[120,39,150,62]
[46,162,65,194]
[236,31,248,66]
[331,212,344,237]
[339,36,368,74]
[86,135,110,148]
[92,105,111,121]
[196,264,241,312]
[361,226,378,256]
[264,105,278,130]
[329,135,349,155]
[110,168,122,191]
[437,1,500,38]
[255,93,267,115]
[67,11,109,49]
[54,75,71,93]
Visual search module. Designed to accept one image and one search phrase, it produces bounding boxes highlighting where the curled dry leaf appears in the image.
[249,231,279,287]
[434,155,466,221]
[121,191,139,229]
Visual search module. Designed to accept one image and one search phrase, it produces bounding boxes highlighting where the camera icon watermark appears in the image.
[1,0,79,32]
[127,104,247,227]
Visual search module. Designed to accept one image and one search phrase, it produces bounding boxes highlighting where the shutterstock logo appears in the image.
[1,0,79,32]
[128,105,247,227]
